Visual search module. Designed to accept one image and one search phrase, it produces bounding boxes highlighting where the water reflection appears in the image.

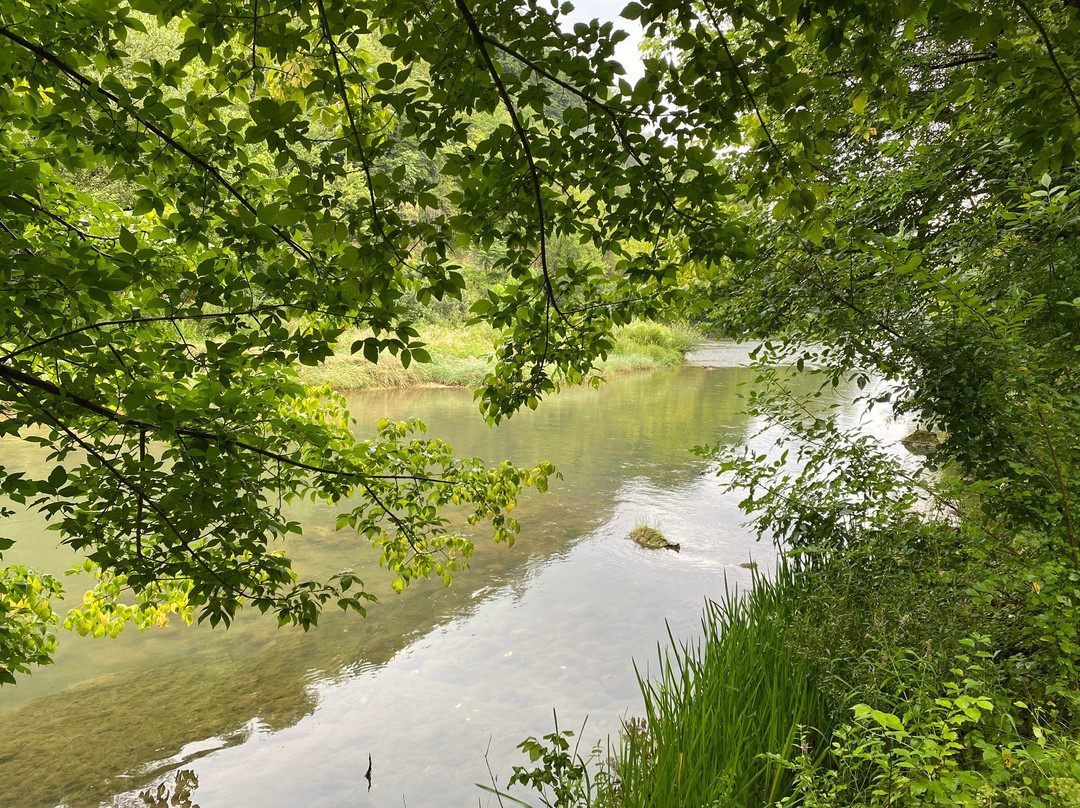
[136,771,200,808]
[0,357,855,808]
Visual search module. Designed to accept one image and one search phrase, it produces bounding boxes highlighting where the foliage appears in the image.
[778,659,1080,808]
[480,715,613,808]
[678,0,1080,692]
[666,0,1080,802]
[0,561,61,684]
[0,0,718,678]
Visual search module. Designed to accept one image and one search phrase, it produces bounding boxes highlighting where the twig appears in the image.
[452,0,568,325]
[314,0,402,259]
[1014,0,1080,119]
[484,736,507,808]
[1035,402,1079,571]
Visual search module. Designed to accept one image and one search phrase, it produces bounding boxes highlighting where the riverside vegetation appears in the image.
[2,1,1079,807]
[298,321,700,390]
[488,4,1080,808]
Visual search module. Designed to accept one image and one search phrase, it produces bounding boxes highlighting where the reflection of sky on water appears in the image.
[168,476,769,808]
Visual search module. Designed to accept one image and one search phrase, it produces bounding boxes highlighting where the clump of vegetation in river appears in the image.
[627,524,680,551]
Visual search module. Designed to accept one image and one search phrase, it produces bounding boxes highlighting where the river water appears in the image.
[0,345,896,808]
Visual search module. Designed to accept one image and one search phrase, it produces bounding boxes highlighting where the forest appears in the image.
[2,0,1080,805]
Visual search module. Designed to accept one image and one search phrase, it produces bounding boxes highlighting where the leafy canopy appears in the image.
[2,0,1079,693]
[0,0,719,683]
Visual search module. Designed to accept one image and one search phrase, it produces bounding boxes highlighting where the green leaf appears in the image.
[363,340,380,364]
[118,227,138,253]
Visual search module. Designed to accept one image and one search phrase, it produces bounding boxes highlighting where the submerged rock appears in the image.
[901,429,940,456]
[629,526,680,552]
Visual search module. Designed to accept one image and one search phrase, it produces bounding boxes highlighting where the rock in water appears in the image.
[629,526,680,552]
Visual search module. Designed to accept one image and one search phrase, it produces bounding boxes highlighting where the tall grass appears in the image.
[608,565,836,808]
[300,321,701,390]
[608,322,701,369]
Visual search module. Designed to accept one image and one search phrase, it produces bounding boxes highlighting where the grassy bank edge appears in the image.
[298,321,701,391]
[501,554,1080,808]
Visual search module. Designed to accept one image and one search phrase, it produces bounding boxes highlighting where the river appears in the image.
[0,345,898,808]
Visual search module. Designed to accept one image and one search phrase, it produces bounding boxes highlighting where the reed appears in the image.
[607,565,836,808]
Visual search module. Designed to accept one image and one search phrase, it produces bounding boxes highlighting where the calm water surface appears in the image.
[0,347,900,808]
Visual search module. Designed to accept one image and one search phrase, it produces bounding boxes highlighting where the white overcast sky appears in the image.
[558,0,646,82]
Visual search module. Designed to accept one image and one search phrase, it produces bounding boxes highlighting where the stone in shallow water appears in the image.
[628,526,680,552]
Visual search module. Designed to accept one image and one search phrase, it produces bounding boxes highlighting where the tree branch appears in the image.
[478,33,709,228]
[1,305,287,362]
[0,363,455,486]
[700,3,793,176]
[8,378,247,598]
[0,26,316,264]
[314,0,401,259]
[12,193,120,243]
[1014,0,1080,119]
[452,0,568,325]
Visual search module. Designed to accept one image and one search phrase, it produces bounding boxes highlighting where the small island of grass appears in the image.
[628,526,680,552]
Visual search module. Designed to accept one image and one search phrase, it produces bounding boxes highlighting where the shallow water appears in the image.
[0,349,893,808]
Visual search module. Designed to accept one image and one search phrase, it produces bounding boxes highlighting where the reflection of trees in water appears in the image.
[139,770,200,808]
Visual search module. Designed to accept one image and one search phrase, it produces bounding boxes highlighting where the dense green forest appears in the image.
[2,0,1079,805]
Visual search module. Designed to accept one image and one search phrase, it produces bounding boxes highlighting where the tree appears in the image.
[659,0,1080,686]
[0,0,712,683]
[3,0,1078,691]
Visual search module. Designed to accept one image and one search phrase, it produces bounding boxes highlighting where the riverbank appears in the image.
[504,412,1080,808]
[509,548,1080,808]
[298,321,700,390]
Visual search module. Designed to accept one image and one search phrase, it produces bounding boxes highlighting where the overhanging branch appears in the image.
[452,0,568,325]
[0,26,317,265]
[0,363,455,486]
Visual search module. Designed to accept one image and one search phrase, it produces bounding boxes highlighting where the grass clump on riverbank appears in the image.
[498,564,835,808]
[506,546,1080,808]
[610,567,834,808]
[299,321,700,390]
